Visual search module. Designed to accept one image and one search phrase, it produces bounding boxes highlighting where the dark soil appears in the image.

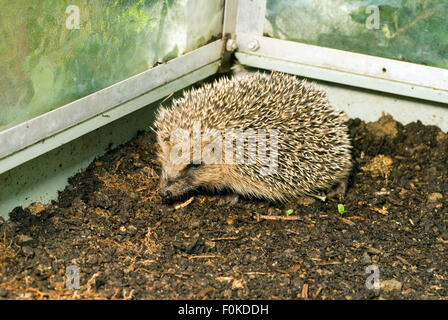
[1,114,447,300]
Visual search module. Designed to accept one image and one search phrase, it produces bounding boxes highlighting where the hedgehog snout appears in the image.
[159,176,175,200]
[160,180,179,202]
[160,188,172,200]
[159,173,174,201]
[159,174,196,202]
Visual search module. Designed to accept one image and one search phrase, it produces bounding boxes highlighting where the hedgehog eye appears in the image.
[186,162,202,170]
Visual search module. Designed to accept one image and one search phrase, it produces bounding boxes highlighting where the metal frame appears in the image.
[223,0,238,35]
[234,0,448,105]
[0,61,220,175]
[0,40,223,161]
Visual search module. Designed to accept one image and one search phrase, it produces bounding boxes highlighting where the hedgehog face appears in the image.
[157,131,228,201]
[158,161,198,200]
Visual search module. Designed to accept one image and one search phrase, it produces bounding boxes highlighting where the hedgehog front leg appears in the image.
[215,193,240,206]
[327,179,348,201]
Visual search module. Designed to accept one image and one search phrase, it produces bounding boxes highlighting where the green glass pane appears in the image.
[0,0,223,131]
[265,0,448,69]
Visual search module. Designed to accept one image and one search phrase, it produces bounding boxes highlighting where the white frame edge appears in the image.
[234,0,448,105]
[236,34,448,104]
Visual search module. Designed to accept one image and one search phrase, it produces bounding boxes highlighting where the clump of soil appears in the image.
[0,115,447,300]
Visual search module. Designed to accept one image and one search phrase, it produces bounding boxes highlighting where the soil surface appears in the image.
[1,114,447,300]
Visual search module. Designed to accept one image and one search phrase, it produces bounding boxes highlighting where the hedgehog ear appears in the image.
[157,138,171,156]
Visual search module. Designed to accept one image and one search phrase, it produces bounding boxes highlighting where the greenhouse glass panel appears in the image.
[265,0,448,70]
[0,0,223,131]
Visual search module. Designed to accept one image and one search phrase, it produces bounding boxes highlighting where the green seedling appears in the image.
[338,203,346,216]
[285,209,294,216]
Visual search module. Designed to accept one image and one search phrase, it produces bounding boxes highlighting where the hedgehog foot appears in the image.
[327,180,348,201]
[216,193,240,206]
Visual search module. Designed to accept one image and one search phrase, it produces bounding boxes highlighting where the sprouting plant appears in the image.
[338,203,346,216]
[285,209,294,216]
[306,192,326,202]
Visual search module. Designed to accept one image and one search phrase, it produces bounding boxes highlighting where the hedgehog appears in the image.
[153,71,352,203]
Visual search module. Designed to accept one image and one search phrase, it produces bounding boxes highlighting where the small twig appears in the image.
[272,268,290,275]
[216,276,233,282]
[316,261,342,266]
[313,288,323,298]
[256,213,303,222]
[387,4,444,40]
[301,284,309,299]
[114,158,123,172]
[173,197,194,210]
[285,229,301,236]
[339,217,356,226]
[396,255,411,266]
[209,236,239,241]
[346,216,367,221]
[244,272,271,276]
[160,92,174,104]
[188,254,219,259]
[371,207,389,215]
